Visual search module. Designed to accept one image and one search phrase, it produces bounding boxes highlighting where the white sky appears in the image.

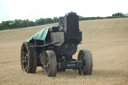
[0,0,128,22]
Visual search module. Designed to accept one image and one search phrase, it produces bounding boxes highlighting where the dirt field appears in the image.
[0,18,128,85]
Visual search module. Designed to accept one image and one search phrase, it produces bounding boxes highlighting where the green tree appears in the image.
[35,18,45,25]
[53,17,59,22]
[0,21,11,30]
[58,17,64,21]
[112,12,125,18]
[45,18,53,24]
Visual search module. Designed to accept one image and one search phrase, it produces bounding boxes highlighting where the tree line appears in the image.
[79,12,127,20]
[0,12,127,30]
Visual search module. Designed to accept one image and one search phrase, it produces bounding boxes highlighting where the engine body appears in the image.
[47,12,81,56]
[27,12,82,69]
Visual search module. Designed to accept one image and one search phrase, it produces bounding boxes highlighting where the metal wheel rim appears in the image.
[43,52,50,74]
[78,50,85,74]
[21,45,29,71]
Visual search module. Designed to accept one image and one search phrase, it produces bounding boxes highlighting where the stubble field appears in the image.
[0,18,128,85]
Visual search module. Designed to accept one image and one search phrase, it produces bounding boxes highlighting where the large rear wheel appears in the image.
[43,50,57,77]
[21,42,37,73]
[78,49,93,75]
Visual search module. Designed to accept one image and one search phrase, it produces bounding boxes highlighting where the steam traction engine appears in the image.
[21,12,93,77]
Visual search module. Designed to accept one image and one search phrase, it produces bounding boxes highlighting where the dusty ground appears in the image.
[0,18,128,85]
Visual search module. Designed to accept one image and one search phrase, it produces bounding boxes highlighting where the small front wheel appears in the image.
[78,49,93,75]
[43,50,57,77]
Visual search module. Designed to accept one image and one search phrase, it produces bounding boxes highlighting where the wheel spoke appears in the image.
[22,51,27,55]
[22,60,27,63]
[45,63,49,68]
[25,53,29,58]
[45,56,48,61]
[24,65,28,71]
[24,54,28,62]
[22,51,28,63]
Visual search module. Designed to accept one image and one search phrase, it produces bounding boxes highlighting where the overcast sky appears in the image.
[0,0,127,22]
